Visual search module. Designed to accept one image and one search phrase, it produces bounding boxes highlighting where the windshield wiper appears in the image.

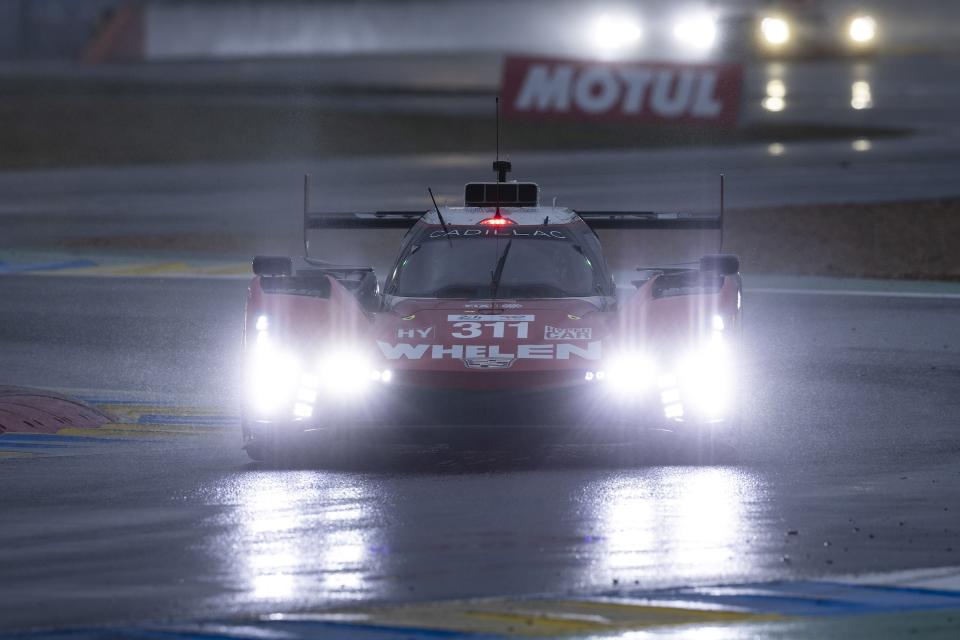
[489,238,513,301]
[428,187,453,248]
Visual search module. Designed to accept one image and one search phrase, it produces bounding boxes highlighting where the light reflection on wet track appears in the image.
[207,466,769,609]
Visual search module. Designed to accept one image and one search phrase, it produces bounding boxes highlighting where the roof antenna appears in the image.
[492,96,512,183]
[719,173,725,252]
[491,96,511,219]
[303,173,310,257]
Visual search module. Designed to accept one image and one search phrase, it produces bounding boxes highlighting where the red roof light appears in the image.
[480,215,515,226]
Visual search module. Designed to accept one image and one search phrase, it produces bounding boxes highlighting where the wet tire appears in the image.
[244,440,273,463]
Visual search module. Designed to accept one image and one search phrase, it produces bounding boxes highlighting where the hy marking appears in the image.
[397,327,433,339]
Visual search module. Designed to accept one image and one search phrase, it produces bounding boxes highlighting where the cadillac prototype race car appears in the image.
[241,162,742,462]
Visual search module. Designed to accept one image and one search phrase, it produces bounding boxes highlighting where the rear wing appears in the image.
[301,175,423,255]
[305,211,424,229]
[576,211,721,230]
[576,174,726,249]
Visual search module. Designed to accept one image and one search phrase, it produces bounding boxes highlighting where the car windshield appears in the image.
[390,230,602,298]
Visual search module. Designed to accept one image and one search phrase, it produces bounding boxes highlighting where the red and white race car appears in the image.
[241,162,741,462]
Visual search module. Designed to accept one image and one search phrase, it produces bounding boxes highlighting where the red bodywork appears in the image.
[243,259,740,435]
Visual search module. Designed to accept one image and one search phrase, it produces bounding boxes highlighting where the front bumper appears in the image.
[242,379,733,445]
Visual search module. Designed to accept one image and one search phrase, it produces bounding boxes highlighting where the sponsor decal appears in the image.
[501,56,742,126]
[544,325,592,340]
[397,327,433,339]
[428,228,567,239]
[376,341,601,361]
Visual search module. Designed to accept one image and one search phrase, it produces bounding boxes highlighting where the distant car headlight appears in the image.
[760,16,791,46]
[848,15,877,44]
[673,12,718,51]
[589,13,643,55]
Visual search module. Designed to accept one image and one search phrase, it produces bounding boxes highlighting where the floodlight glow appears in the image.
[760,17,790,46]
[673,12,717,51]
[255,315,269,331]
[590,13,643,54]
[851,81,873,110]
[848,16,877,44]
[763,79,787,112]
[766,79,786,99]
[711,315,725,332]
[763,97,785,112]
[767,142,786,156]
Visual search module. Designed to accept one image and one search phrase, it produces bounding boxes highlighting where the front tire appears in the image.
[244,439,274,463]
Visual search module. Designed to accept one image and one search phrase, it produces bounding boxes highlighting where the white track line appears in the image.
[747,288,960,300]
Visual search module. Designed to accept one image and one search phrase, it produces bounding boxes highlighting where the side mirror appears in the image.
[700,254,740,276]
[356,271,381,312]
[252,255,293,277]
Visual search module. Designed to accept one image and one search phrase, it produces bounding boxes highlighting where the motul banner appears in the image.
[501,56,743,127]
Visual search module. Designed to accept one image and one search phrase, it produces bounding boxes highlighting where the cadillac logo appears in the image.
[463,356,516,370]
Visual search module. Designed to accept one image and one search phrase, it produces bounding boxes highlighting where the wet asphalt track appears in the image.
[0,275,958,632]
[1,54,959,635]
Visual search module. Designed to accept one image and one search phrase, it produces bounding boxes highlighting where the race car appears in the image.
[715,0,879,59]
[241,162,742,462]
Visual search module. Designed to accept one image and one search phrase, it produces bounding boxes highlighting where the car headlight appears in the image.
[676,336,732,421]
[248,342,301,416]
[848,15,877,45]
[316,349,382,397]
[589,351,657,397]
[673,12,718,51]
[760,16,790,46]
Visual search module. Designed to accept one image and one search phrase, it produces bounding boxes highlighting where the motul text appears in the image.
[501,56,742,126]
